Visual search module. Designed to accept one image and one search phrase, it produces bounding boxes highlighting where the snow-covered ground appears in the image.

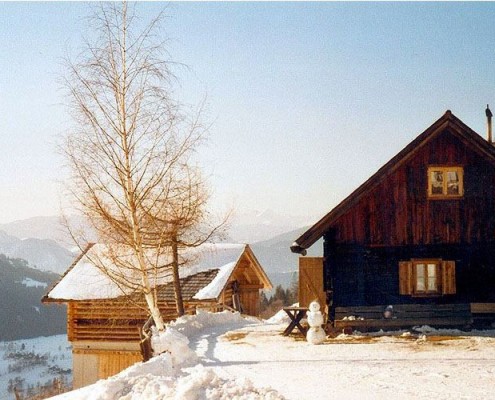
[212,324,495,400]
[0,335,71,400]
[49,311,495,400]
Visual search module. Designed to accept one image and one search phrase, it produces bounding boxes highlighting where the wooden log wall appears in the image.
[324,243,495,310]
[68,299,217,342]
[328,130,495,246]
[67,252,265,343]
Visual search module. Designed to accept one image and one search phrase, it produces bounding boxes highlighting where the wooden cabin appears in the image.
[292,110,495,330]
[42,243,271,388]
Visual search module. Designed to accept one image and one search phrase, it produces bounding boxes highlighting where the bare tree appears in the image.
[62,2,225,330]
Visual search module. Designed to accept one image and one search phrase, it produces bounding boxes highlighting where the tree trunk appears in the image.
[172,236,185,316]
[144,291,165,331]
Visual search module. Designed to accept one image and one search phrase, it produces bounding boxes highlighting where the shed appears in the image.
[42,243,271,388]
[292,110,495,330]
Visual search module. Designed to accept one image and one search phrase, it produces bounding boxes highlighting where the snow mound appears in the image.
[265,308,290,324]
[49,311,283,400]
[151,326,198,366]
[176,365,284,400]
[51,355,284,400]
[264,303,301,325]
[169,309,255,338]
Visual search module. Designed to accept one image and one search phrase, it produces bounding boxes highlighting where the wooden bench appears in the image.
[470,303,495,327]
[334,303,473,331]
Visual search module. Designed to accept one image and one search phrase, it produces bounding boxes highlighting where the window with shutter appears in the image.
[399,259,456,296]
[399,261,413,295]
[441,260,456,295]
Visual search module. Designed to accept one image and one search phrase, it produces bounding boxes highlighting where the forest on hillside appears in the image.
[0,255,66,341]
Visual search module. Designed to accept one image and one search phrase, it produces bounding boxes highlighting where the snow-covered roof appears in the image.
[43,243,269,302]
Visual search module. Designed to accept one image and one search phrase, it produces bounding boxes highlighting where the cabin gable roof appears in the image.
[43,243,271,303]
[291,110,495,253]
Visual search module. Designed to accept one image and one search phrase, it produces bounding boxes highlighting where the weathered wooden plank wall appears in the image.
[325,244,495,309]
[68,300,216,342]
[329,130,495,246]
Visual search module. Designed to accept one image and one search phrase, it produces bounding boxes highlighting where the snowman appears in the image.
[306,301,326,345]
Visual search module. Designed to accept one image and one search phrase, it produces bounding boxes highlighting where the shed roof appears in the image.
[291,110,495,253]
[43,243,271,302]
[158,269,220,302]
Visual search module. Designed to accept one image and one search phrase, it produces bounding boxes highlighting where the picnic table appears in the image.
[282,306,308,336]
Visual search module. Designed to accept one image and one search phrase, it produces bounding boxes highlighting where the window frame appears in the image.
[411,259,441,297]
[427,166,464,199]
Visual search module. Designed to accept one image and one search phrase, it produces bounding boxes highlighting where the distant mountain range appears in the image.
[228,209,318,243]
[251,226,323,288]
[0,212,326,341]
[0,211,323,287]
[0,215,92,249]
[0,255,66,340]
[0,230,74,274]
[0,209,318,246]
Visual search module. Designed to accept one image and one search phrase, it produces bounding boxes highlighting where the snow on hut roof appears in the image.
[44,243,249,302]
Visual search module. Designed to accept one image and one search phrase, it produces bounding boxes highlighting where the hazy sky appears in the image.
[1,2,495,224]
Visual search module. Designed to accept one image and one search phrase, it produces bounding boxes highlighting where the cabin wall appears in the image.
[71,341,141,389]
[330,130,495,246]
[230,259,264,316]
[68,300,216,342]
[321,129,495,310]
[324,241,495,309]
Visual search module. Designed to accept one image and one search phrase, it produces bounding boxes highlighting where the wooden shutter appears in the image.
[299,257,325,308]
[441,260,456,294]
[399,261,413,295]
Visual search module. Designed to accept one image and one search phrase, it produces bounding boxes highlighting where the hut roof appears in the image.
[43,243,271,303]
[291,110,495,253]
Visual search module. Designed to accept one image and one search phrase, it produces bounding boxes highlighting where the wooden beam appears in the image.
[242,270,253,284]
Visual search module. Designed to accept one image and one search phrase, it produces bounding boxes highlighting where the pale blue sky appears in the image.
[1,2,495,224]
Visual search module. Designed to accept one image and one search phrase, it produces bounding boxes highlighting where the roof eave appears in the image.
[290,242,307,255]
[42,242,96,302]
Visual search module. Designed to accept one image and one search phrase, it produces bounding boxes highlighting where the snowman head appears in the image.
[309,301,320,312]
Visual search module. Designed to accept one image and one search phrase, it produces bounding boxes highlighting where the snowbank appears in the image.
[175,365,283,400]
[150,326,198,366]
[169,309,257,338]
[264,303,301,325]
[50,354,283,400]
[264,308,290,324]
[49,311,282,400]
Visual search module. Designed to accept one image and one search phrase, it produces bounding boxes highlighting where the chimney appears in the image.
[486,104,493,143]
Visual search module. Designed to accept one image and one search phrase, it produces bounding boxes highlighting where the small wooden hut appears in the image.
[292,110,495,330]
[42,243,271,388]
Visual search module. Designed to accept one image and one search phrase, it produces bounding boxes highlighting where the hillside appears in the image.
[0,335,72,399]
[0,255,66,341]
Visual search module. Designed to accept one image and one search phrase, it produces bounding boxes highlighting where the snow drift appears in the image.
[49,311,283,400]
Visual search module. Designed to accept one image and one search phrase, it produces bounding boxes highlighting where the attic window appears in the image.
[428,167,464,198]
